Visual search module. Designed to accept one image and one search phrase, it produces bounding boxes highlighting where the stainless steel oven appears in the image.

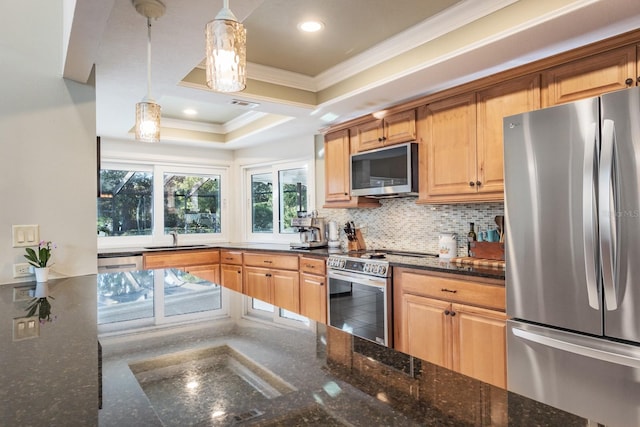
[327,254,392,346]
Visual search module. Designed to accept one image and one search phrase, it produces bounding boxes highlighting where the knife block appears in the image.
[347,229,366,252]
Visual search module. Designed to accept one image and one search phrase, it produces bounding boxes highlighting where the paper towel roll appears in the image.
[328,221,339,241]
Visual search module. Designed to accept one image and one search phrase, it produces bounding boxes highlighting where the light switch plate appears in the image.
[12,225,39,248]
[13,316,39,341]
[13,286,34,301]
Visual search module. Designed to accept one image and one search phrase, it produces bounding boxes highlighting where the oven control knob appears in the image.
[364,264,370,273]
[379,266,387,276]
[339,259,346,268]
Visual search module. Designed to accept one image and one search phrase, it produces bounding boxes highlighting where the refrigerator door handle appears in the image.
[512,327,640,369]
[599,119,618,310]
[583,122,600,309]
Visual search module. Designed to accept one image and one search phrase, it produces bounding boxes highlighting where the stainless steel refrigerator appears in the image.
[504,86,640,427]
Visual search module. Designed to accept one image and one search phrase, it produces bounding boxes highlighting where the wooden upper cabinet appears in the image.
[324,129,351,203]
[476,74,541,196]
[354,109,416,153]
[323,129,380,208]
[421,93,477,201]
[543,45,637,107]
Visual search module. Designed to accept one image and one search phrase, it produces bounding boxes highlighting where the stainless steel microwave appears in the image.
[350,142,418,197]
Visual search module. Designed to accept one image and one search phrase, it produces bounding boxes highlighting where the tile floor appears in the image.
[98,318,417,426]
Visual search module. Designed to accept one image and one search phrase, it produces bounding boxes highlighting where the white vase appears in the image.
[34,267,50,283]
[34,281,49,298]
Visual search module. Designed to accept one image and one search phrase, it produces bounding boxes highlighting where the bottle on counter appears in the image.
[467,222,477,257]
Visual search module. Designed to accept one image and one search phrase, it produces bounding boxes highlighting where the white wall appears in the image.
[0,1,97,284]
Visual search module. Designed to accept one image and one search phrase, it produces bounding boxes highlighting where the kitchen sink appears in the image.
[143,244,209,250]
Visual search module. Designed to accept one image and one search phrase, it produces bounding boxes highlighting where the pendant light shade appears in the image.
[133,0,165,142]
[205,0,246,93]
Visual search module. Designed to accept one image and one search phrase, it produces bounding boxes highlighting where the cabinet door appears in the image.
[272,269,299,313]
[185,265,220,285]
[452,303,507,389]
[401,293,452,369]
[542,45,636,106]
[243,266,272,303]
[324,129,351,202]
[476,74,541,196]
[220,263,242,292]
[383,109,416,145]
[300,272,327,323]
[355,119,384,152]
[422,93,477,200]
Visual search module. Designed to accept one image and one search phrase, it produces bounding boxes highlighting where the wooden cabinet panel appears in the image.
[422,93,477,199]
[143,249,219,269]
[543,45,636,106]
[324,129,351,202]
[402,294,450,367]
[394,267,506,388]
[300,272,327,323]
[243,266,272,303]
[355,119,384,152]
[185,265,220,284]
[476,74,541,195]
[395,268,505,311]
[452,303,507,389]
[220,250,242,265]
[272,269,300,313]
[243,252,298,271]
[384,109,416,145]
[220,263,242,292]
[354,110,417,153]
[299,256,326,275]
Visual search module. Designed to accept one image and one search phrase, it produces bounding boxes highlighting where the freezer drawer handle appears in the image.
[512,327,640,369]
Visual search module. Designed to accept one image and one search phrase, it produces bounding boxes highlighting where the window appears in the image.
[245,160,313,242]
[164,172,221,235]
[98,169,153,237]
[98,163,228,246]
[245,298,311,329]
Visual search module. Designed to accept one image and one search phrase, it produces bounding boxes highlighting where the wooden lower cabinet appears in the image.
[185,264,220,284]
[220,263,242,292]
[243,266,273,303]
[272,269,300,313]
[394,267,507,389]
[300,272,327,323]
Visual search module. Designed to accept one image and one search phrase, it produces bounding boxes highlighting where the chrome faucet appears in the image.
[170,231,178,247]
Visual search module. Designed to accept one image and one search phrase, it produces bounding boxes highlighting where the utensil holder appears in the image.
[347,229,366,252]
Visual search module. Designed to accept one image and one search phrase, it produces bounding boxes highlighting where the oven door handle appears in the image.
[328,270,387,287]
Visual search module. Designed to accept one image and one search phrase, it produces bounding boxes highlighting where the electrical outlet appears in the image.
[13,316,39,341]
[13,286,34,302]
[13,263,32,278]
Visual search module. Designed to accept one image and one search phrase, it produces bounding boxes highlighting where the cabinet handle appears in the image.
[450,311,456,317]
[263,260,273,264]
[225,257,233,261]
[305,264,315,269]
[265,273,272,277]
[637,76,640,84]
[469,181,475,187]
[626,77,634,86]
[378,137,383,142]
[237,270,241,274]
[319,282,324,286]
[444,310,450,315]
[476,180,481,186]
[441,288,458,293]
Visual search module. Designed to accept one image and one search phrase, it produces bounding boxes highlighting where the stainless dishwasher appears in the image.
[97,255,143,273]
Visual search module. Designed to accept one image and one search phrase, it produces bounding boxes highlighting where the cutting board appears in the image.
[450,256,505,269]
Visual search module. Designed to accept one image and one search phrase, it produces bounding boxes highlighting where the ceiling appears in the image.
[64,0,640,149]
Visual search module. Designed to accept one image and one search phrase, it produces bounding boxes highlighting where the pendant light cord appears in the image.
[146,17,152,100]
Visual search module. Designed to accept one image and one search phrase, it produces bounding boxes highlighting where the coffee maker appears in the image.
[290,213,327,249]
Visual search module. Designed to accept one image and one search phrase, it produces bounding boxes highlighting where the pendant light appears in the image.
[205,0,247,93]
[133,0,165,142]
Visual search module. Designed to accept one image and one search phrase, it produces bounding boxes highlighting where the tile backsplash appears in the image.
[319,198,504,257]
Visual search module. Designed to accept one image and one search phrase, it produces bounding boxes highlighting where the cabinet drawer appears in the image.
[143,249,220,269]
[300,256,326,275]
[220,250,243,265]
[243,252,299,270]
[395,268,505,311]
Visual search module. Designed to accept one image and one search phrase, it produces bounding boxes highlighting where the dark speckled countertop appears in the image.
[98,242,505,281]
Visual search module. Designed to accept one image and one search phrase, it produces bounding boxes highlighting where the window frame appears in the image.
[242,159,315,244]
[98,161,229,249]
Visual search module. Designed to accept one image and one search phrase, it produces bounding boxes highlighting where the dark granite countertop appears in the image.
[98,243,505,281]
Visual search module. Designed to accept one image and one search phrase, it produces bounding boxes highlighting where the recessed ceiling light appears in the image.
[298,20,324,33]
[183,108,198,116]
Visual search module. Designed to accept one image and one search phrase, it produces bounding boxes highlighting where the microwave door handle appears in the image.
[583,122,600,309]
[599,119,618,311]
